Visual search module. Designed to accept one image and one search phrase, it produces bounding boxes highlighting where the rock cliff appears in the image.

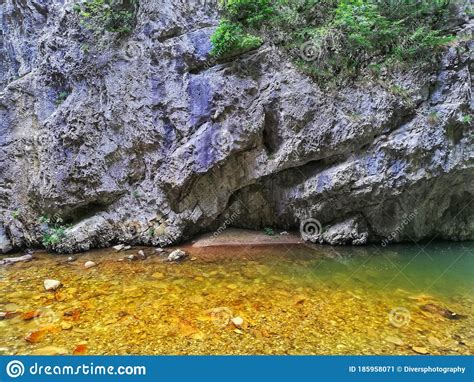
[0,0,473,253]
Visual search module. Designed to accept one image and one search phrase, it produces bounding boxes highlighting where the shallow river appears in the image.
[0,242,473,355]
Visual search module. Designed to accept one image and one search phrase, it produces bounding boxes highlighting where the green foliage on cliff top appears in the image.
[73,0,137,36]
[211,0,464,83]
[211,0,273,56]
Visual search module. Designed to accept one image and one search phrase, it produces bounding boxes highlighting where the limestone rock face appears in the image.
[0,227,12,253]
[0,1,472,252]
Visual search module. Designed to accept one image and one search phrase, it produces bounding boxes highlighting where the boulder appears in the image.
[167,249,188,262]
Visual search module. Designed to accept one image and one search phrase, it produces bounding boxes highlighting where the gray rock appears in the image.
[0,254,33,266]
[0,2,472,252]
[126,254,139,261]
[168,249,187,262]
[319,217,368,246]
[0,228,12,254]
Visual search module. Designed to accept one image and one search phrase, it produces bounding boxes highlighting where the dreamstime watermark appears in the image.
[210,126,233,151]
[34,307,58,327]
[209,206,241,243]
[6,360,24,378]
[5,360,146,378]
[299,40,322,62]
[388,307,411,328]
[299,218,323,242]
[381,210,418,247]
[208,307,233,328]
[122,40,145,62]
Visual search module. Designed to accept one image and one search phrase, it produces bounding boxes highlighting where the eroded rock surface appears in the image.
[0,1,472,253]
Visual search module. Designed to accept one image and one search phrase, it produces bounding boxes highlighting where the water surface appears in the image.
[0,242,473,355]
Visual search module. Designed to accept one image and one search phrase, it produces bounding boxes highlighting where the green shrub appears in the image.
[74,0,137,36]
[264,227,275,236]
[460,114,472,124]
[210,0,274,56]
[42,226,68,247]
[55,91,70,105]
[211,20,263,57]
[224,0,274,26]
[39,215,69,249]
[211,0,460,83]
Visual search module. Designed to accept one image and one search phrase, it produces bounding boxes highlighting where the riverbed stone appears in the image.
[152,272,165,279]
[231,316,244,328]
[84,261,96,269]
[31,346,68,355]
[43,279,61,291]
[60,321,73,330]
[168,249,188,262]
[385,336,404,346]
[412,346,429,354]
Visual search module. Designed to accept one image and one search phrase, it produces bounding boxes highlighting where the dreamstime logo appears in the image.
[35,307,58,327]
[299,41,320,62]
[37,130,53,146]
[389,307,411,328]
[381,210,418,247]
[6,360,25,378]
[123,41,145,62]
[300,218,323,242]
[211,127,232,150]
[207,203,242,243]
[209,307,233,328]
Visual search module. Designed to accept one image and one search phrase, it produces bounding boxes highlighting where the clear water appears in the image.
[0,242,473,355]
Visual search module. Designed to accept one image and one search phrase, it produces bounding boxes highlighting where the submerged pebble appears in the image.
[84,261,96,269]
[44,279,61,291]
[385,336,404,346]
[420,303,467,320]
[60,322,73,330]
[31,346,68,355]
[0,311,17,320]
[152,272,165,279]
[428,336,442,347]
[412,346,429,355]
[231,317,244,328]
